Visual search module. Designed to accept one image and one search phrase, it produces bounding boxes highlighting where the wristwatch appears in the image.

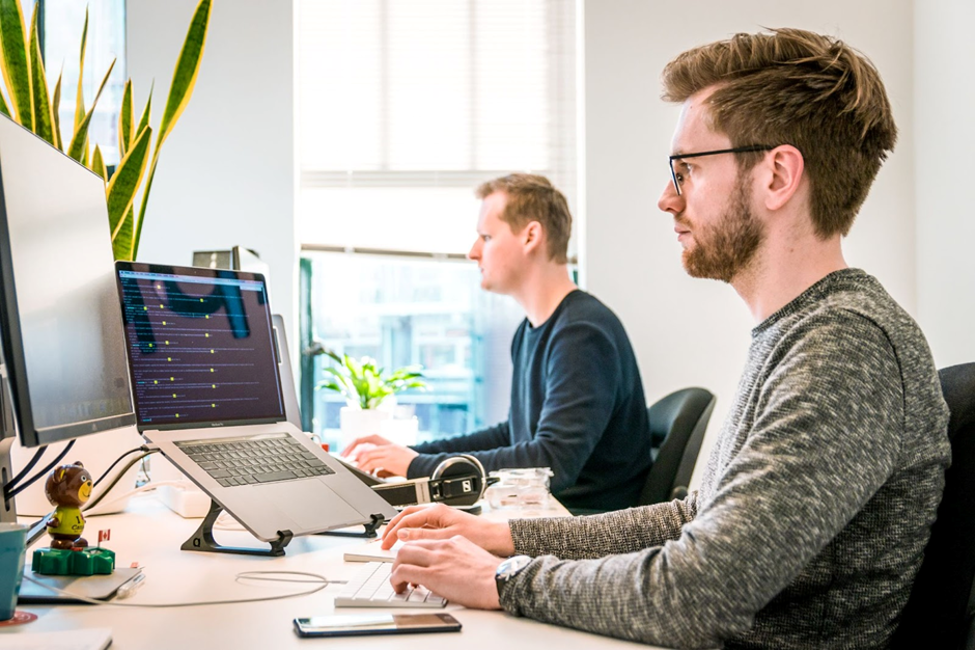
[495,555,533,597]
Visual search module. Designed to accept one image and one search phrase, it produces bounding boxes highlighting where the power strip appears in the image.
[156,483,211,518]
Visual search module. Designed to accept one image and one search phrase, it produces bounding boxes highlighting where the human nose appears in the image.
[657,180,683,216]
[467,238,481,260]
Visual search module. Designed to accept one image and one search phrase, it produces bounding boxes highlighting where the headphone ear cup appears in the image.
[430,455,487,506]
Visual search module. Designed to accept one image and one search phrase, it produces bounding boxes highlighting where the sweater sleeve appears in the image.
[509,493,699,559]
[498,314,906,648]
[408,321,623,488]
[406,422,511,478]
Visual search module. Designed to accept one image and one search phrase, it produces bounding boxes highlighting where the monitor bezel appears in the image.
[114,261,286,431]
[0,122,136,449]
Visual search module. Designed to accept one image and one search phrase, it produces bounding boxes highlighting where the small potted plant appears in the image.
[315,351,428,447]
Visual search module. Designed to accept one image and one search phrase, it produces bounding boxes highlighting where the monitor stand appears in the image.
[181,498,293,557]
[0,437,16,525]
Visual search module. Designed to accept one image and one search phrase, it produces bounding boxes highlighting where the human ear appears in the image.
[523,221,543,253]
[762,145,805,212]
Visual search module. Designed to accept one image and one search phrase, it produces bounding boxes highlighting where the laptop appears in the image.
[114,262,396,542]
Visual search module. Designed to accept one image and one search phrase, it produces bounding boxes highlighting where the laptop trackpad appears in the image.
[263,480,362,530]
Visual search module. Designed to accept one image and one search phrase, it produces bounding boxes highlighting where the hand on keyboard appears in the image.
[336,562,447,608]
[390,536,504,611]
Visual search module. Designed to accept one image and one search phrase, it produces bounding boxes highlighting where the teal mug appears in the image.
[0,523,27,621]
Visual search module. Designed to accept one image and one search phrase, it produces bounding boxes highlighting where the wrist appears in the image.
[486,521,516,556]
[495,554,533,601]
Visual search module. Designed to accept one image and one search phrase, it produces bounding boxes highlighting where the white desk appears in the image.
[2,495,664,649]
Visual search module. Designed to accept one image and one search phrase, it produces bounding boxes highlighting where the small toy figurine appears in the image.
[32,462,114,575]
[43,462,93,549]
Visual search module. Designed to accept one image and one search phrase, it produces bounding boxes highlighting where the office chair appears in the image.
[893,362,975,650]
[638,387,716,505]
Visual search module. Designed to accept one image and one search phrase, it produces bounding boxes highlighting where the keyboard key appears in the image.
[335,562,447,609]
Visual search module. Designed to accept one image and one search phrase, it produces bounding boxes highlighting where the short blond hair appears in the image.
[475,174,572,263]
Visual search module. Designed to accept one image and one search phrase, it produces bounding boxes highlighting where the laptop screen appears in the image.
[115,262,285,429]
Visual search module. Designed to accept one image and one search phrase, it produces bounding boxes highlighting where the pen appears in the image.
[116,572,146,600]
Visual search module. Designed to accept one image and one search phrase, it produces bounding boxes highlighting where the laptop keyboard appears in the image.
[175,432,335,487]
[335,562,447,608]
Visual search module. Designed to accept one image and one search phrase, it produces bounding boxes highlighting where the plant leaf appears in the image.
[66,59,115,162]
[51,67,62,150]
[157,0,211,149]
[73,6,87,131]
[91,144,107,182]
[118,79,133,158]
[136,83,152,136]
[28,4,53,145]
[106,124,151,259]
[0,0,32,128]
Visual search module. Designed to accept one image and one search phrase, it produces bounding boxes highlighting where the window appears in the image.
[43,0,127,166]
[296,0,577,447]
[300,253,525,450]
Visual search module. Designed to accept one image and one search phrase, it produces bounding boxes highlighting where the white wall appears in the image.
[126,0,297,340]
[913,0,975,369]
[123,2,974,485]
[579,0,974,487]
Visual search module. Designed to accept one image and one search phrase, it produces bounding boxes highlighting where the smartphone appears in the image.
[293,613,462,638]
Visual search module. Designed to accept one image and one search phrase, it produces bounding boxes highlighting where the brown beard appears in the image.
[681,174,763,282]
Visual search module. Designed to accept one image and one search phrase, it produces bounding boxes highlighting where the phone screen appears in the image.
[294,613,462,637]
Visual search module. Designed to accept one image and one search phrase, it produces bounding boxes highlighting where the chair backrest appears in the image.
[893,362,975,649]
[638,387,716,505]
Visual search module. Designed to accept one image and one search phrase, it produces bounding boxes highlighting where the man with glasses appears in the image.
[373,28,951,649]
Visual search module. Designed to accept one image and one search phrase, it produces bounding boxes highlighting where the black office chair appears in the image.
[638,387,716,505]
[893,362,975,650]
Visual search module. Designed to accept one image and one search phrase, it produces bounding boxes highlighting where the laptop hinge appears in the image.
[180,498,293,557]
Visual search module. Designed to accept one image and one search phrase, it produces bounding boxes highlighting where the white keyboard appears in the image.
[335,561,447,608]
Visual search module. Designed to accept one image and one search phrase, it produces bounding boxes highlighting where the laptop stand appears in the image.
[181,499,293,557]
[317,513,386,539]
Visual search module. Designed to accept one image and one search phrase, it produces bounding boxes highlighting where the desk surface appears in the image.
[3,494,663,649]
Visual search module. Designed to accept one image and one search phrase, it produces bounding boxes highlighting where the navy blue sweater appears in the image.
[407,290,650,511]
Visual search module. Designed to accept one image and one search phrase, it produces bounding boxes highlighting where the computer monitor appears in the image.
[0,115,136,524]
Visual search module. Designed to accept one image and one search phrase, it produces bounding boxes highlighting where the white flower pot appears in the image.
[339,406,394,450]
[339,405,419,450]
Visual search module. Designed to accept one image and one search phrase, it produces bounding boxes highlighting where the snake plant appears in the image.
[0,0,211,261]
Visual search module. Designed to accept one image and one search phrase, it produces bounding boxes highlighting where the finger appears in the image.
[389,562,430,594]
[397,526,456,543]
[393,540,440,566]
[340,436,380,457]
[358,456,383,475]
[380,506,428,547]
[349,444,378,465]
[380,506,439,548]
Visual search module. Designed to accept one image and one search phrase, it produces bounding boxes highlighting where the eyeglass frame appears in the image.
[668,144,777,196]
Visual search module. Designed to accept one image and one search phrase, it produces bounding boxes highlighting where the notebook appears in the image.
[114,262,396,542]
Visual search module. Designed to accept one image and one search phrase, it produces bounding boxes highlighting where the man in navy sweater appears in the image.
[343,174,650,512]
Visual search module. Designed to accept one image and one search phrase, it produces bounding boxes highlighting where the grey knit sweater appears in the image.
[499,270,951,649]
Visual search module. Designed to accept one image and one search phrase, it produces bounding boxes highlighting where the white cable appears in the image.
[22,571,345,608]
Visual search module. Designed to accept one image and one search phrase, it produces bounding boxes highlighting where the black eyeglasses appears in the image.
[668,145,776,196]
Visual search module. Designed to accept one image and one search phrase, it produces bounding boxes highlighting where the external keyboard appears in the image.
[175,432,335,487]
[335,562,447,608]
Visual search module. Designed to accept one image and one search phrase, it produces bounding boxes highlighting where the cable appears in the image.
[21,570,343,608]
[83,449,160,512]
[5,440,75,500]
[4,445,47,495]
[92,446,151,487]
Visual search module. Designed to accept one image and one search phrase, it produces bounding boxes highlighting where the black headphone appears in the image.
[370,454,493,508]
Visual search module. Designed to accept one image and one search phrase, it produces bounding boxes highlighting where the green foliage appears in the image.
[0,0,211,261]
[315,351,428,411]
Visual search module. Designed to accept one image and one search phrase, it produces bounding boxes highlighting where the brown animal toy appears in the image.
[44,462,93,550]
